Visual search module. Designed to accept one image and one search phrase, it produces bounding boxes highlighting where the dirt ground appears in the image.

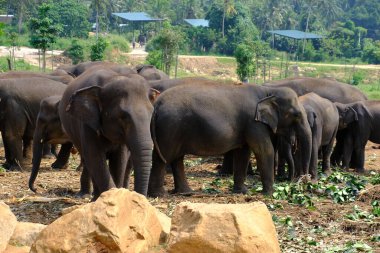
[0,141,379,252]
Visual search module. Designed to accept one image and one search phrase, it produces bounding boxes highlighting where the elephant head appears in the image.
[335,102,361,129]
[30,96,70,192]
[256,87,312,176]
[65,76,154,195]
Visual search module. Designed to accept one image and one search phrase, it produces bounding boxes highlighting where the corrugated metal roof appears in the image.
[184,19,209,27]
[268,30,324,39]
[112,12,163,22]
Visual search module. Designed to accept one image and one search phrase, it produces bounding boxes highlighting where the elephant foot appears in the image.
[232,185,248,194]
[262,186,274,196]
[51,161,69,170]
[216,165,233,176]
[355,168,365,173]
[148,187,168,198]
[3,162,23,172]
[172,186,193,195]
[42,153,55,159]
[75,190,92,199]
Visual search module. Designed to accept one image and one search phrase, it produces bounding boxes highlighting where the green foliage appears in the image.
[146,23,184,75]
[351,71,365,85]
[145,50,163,69]
[325,241,372,253]
[345,205,376,222]
[64,39,84,64]
[90,37,108,61]
[49,0,91,38]
[108,34,130,53]
[235,43,255,82]
[0,57,36,72]
[29,4,62,52]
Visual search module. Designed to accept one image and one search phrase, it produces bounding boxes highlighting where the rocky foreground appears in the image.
[0,188,280,253]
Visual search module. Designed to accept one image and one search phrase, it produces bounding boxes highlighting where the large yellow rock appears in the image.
[10,222,46,247]
[168,201,280,253]
[31,189,166,253]
[3,245,30,253]
[0,201,17,252]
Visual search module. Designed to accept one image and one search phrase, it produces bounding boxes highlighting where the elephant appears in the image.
[29,95,81,193]
[277,93,339,180]
[264,77,367,103]
[0,71,74,84]
[135,64,169,81]
[148,82,312,197]
[59,67,155,200]
[56,61,137,77]
[333,100,378,172]
[0,78,67,170]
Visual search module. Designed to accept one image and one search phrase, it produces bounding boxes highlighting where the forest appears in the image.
[0,0,379,65]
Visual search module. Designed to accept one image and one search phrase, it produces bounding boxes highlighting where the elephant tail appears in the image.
[150,106,167,164]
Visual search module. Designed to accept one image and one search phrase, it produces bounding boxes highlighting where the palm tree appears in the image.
[221,0,236,38]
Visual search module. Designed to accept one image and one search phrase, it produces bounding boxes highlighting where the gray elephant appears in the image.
[135,64,169,81]
[56,61,137,77]
[278,93,339,179]
[0,70,74,84]
[59,67,155,200]
[264,77,367,103]
[29,96,81,193]
[148,82,312,197]
[0,78,67,170]
[334,101,378,172]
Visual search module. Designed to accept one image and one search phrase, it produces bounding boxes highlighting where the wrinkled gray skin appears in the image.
[0,71,74,84]
[264,77,368,103]
[59,67,154,200]
[334,101,378,172]
[278,93,339,180]
[135,64,169,81]
[29,96,81,193]
[0,78,67,170]
[56,61,137,77]
[148,82,312,197]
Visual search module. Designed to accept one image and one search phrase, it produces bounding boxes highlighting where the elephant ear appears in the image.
[149,88,161,103]
[255,95,278,133]
[65,86,102,134]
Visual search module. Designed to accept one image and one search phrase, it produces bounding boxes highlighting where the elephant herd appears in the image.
[0,61,377,201]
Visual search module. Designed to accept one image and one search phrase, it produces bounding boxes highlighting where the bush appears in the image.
[90,37,108,61]
[145,50,163,70]
[108,34,130,53]
[64,39,84,64]
[351,71,365,85]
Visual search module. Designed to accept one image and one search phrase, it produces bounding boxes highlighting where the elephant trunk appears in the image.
[128,133,153,196]
[29,128,45,192]
[294,112,312,177]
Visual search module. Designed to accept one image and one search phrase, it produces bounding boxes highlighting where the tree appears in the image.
[29,3,62,72]
[64,39,85,64]
[90,36,108,61]
[49,0,91,38]
[235,43,255,82]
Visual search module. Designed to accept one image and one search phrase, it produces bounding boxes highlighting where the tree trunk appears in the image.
[18,5,23,34]
[42,49,46,72]
[302,8,311,54]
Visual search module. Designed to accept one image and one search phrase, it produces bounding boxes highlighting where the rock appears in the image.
[155,210,171,243]
[9,222,46,247]
[3,245,30,253]
[168,201,280,253]
[0,201,18,252]
[31,189,164,253]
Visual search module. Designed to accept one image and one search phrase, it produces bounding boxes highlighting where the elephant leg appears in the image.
[2,132,23,171]
[123,156,133,188]
[249,137,275,195]
[148,149,167,197]
[232,148,250,194]
[321,134,336,175]
[42,144,54,158]
[22,137,32,159]
[108,145,129,188]
[341,136,354,170]
[331,130,345,167]
[52,143,73,169]
[172,156,193,194]
[81,129,115,200]
[77,165,92,197]
[309,140,319,180]
[51,144,58,158]
[352,143,367,173]
[218,150,234,175]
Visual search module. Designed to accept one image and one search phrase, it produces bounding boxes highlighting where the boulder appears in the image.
[155,210,171,243]
[168,201,280,253]
[0,201,18,252]
[9,222,46,247]
[31,189,165,253]
[3,245,30,253]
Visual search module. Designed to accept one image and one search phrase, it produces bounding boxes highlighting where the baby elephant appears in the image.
[29,96,81,192]
[278,93,339,180]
